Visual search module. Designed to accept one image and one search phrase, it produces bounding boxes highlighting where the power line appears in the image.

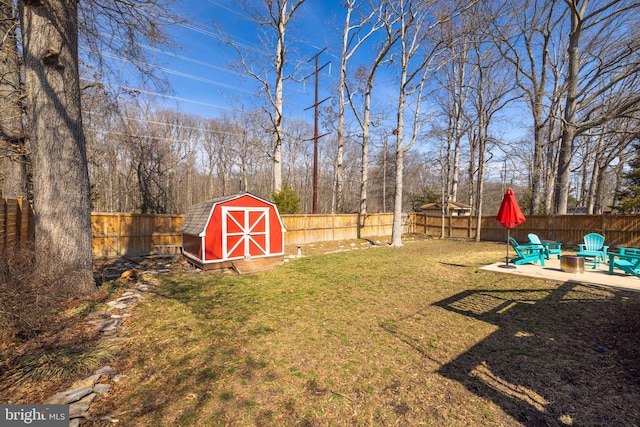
[117,86,235,110]
[85,128,253,144]
[100,52,252,93]
[104,37,240,76]
[207,0,251,20]
[85,111,253,138]
[177,22,263,54]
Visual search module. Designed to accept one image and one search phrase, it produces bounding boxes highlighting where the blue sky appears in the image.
[134,0,348,120]
[95,0,532,171]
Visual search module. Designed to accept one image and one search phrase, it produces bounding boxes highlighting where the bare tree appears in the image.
[233,111,273,196]
[433,13,476,209]
[78,0,181,94]
[388,0,441,247]
[555,0,640,213]
[201,117,235,198]
[577,115,638,213]
[222,0,307,194]
[83,82,123,211]
[440,43,468,206]
[283,118,313,189]
[19,0,95,295]
[115,105,200,214]
[346,1,399,233]
[466,32,515,241]
[491,0,565,214]
[334,0,380,213]
[2,0,180,200]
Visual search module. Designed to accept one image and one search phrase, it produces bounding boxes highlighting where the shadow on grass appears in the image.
[434,282,640,426]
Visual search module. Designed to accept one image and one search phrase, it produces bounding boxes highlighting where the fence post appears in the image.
[117,213,121,257]
[332,214,335,241]
[16,197,22,247]
[1,198,6,250]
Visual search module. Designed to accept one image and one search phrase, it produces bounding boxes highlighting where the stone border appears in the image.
[42,268,160,425]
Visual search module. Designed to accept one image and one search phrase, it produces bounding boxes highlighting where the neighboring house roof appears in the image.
[420,201,472,211]
[567,206,613,215]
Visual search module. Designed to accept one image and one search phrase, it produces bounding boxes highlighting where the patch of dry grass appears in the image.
[10,238,640,426]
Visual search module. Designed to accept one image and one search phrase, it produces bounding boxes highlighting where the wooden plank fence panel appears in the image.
[412,213,427,234]
[0,199,6,249]
[360,213,394,239]
[92,214,122,258]
[604,216,640,249]
[517,216,548,239]
[281,213,397,244]
[283,215,333,244]
[0,201,3,249]
[547,215,598,246]
[448,216,473,239]
[89,213,184,258]
[4,200,18,247]
[92,214,113,258]
[1,198,34,251]
[115,236,144,257]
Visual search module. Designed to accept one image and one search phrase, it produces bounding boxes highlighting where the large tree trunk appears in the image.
[272,15,284,193]
[19,0,95,296]
[390,75,405,247]
[0,1,28,199]
[530,99,545,214]
[555,1,583,214]
[359,96,370,219]
[450,57,464,203]
[334,3,351,214]
[391,130,404,247]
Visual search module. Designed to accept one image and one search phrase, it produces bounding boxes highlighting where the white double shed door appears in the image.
[220,206,270,260]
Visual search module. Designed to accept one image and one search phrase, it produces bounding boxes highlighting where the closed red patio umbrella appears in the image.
[496,188,526,268]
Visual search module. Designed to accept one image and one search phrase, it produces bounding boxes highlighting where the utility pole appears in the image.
[304,48,330,214]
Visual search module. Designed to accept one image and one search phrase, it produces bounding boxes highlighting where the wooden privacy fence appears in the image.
[90,212,397,258]
[412,213,640,248]
[4,197,640,259]
[0,198,34,250]
[0,199,398,259]
[283,213,395,244]
[92,213,185,258]
[0,204,186,259]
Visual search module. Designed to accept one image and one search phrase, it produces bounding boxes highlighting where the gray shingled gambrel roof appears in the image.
[180,194,241,236]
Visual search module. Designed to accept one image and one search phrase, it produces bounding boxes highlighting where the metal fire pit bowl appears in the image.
[561,255,585,274]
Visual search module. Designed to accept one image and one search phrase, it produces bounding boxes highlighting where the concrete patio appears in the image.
[480,256,640,293]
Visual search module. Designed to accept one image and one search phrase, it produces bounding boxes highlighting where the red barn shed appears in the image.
[181,193,286,272]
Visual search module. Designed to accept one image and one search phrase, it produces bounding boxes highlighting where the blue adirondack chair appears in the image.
[509,237,545,266]
[528,233,562,260]
[608,248,640,278]
[576,233,608,268]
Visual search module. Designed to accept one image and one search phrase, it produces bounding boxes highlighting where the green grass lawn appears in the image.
[83,239,640,425]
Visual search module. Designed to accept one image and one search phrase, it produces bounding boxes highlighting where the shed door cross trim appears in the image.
[222,207,269,259]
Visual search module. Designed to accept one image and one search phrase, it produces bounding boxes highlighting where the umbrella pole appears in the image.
[506,229,510,265]
[499,228,516,269]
